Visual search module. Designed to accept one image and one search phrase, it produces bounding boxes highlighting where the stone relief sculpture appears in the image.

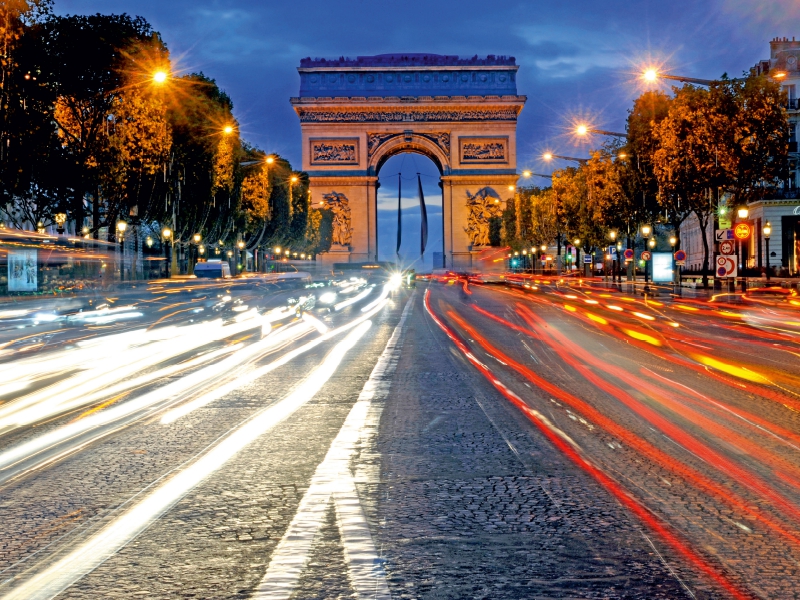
[460,137,508,163]
[322,191,353,246]
[311,140,358,163]
[464,188,503,247]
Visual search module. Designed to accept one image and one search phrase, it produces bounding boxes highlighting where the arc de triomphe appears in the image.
[291,53,526,270]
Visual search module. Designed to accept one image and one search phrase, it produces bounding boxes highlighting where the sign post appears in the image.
[674,249,687,290]
[734,223,751,293]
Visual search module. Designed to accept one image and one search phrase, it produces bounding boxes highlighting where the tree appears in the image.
[720,75,789,205]
[27,13,167,234]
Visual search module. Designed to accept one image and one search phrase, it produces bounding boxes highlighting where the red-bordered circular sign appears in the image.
[734,223,751,240]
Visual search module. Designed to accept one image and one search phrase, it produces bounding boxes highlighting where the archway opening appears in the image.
[376,152,443,269]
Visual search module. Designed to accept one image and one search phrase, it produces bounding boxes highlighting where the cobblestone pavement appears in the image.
[0,277,798,598]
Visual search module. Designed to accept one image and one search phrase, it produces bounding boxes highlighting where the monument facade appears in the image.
[291,53,526,269]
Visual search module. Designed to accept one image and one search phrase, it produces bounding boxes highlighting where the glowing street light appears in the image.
[266,156,275,164]
[508,185,516,192]
[543,152,588,165]
[575,124,627,139]
[193,233,202,243]
[290,175,299,183]
[162,227,171,239]
[641,224,652,238]
[274,246,281,254]
[223,125,234,135]
[764,221,772,281]
[153,70,168,84]
[522,170,532,178]
[737,207,749,219]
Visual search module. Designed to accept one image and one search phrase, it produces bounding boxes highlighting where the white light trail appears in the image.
[253,295,412,600]
[0,321,313,471]
[160,298,390,425]
[334,287,372,311]
[0,321,374,600]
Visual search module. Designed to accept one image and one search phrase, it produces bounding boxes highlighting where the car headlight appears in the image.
[319,292,337,304]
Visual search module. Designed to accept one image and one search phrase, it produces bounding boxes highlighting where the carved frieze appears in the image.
[459,136,508,164]
[310,138,359,165]
[367,131,451,159]
[297,108,519,123]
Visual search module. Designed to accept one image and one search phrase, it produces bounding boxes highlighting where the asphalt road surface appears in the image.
[0,274,799,599]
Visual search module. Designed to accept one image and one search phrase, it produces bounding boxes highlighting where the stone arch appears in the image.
[368,134,449,177]
[291,53,526,270]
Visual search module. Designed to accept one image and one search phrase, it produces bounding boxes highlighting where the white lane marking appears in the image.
[253,294,413,600]
[0,321,374,600]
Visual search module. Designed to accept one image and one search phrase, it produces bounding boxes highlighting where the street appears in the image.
[0,276,799,598]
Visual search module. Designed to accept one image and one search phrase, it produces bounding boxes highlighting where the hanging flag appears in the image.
[396,174,402,256]
[418,174,428,256]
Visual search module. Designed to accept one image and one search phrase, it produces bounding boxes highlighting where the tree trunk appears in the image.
[696,211,711,289]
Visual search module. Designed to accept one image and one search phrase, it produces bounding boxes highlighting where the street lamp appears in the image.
[116,220,127,280]
[572,238,581,273]
[641,225,652,289]
[153,70,168,84]
[575,124,628,139]
[223,125,234,135]
[193,233,201,244]
[763,221,772,281]
[737,207,749,291]
[162,227,172,278]
[648,238,656,249]
[55,213,67,235]
[543,152,588,165]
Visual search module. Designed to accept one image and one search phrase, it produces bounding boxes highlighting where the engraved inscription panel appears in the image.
[459,136,508,164]
[310,138,359,165]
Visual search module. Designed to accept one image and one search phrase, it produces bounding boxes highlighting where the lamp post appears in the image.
[607,231,617,282]
[237,240,245,273]
[572,239,581,274]
[763,222,772,281]
[55,213,67,235]
[641,224,652,291]
[190,233,201,275]
[669,235,678,291]
[117,220,127,281]
[162,227,172,279]
[737,207,749,292]
[616,241,623,283]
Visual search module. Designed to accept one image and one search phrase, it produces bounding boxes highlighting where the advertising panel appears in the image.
[651,252,673,283]
[8,249,37,291]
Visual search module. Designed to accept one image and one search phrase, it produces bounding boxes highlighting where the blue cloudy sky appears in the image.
[56,0,800,265]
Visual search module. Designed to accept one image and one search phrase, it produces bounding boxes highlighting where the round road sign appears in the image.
[641,251,651,261]
[716,255,736,277]
[719,240,735,255]
[623,248,634,260]
[674,249,687,262]
[734,223,751,240]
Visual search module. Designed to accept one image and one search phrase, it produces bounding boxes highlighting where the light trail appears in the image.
[0,322,374,600]
[423,290,752,600]
[0,320,313,475]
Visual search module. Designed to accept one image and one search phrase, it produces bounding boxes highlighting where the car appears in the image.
[194,260,232,279]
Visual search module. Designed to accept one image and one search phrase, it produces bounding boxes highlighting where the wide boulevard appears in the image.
[0,274,798,599]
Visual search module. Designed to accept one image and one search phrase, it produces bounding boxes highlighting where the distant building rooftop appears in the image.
[299,54,517,68]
